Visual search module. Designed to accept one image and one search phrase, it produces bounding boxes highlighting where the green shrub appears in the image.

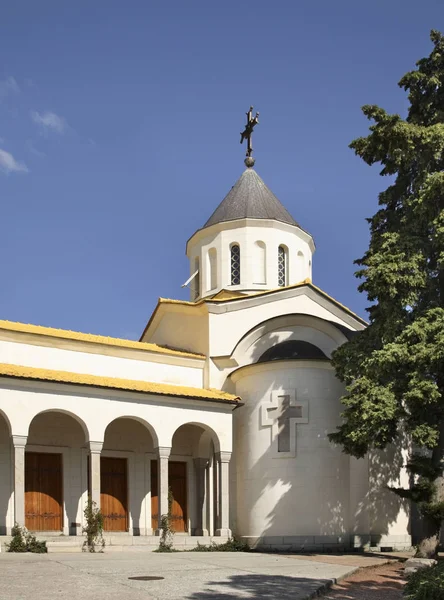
[404,561,444,600]
[82,497,105,553]
[7,524,47,553]
[188,538,249,552]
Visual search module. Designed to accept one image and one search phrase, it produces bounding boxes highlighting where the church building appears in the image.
[0,117,412,552]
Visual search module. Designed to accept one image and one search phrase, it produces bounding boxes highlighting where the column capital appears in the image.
[216,451,231,464]
[12,435,27,449]
[89,441,103,454]
[156,446,171,459]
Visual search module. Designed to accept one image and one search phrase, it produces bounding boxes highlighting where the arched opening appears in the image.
[0,411,11,534]
[208,247,218,291]
[170,423,221,535]
[102,417,156,535]
[26,410,89,533]
[230,243,241,285]
[278,245,288,287]
[253,241,266,284]
[257,340,328,363]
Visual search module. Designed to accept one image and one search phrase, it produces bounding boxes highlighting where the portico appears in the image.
[0,362,237,540]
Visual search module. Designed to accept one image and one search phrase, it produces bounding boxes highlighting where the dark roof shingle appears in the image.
[203,168,300,228]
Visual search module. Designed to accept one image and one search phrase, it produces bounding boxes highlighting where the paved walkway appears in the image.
[0,551,406,600]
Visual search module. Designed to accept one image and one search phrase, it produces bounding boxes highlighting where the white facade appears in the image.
[187,219,314,299]
[0,164,413,551]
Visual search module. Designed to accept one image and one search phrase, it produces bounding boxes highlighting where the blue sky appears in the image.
[1,1,442,339]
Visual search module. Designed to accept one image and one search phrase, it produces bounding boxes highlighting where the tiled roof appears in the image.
[203,168,301,228]
[0,320,204,359]
[0,363,239,403]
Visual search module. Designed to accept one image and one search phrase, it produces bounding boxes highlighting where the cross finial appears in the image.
[240,106,259,167]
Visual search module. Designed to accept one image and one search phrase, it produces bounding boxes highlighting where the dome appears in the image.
[203,168,302,229]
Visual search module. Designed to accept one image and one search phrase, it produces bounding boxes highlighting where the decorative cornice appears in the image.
[156,446,172,459]
[216,451,232,463]
[89,441,103,453]
[12,435,27,448]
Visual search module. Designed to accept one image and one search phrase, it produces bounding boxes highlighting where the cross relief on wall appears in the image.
[261,390,309,458]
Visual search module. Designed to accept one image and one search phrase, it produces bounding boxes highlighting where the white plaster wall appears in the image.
[210,292,359,357]
[0,380,233,453]
[145,310,209,357]
[0,413,11,534]
[188,219,313,299]
[232,361,350,538]
[0,339,203,388]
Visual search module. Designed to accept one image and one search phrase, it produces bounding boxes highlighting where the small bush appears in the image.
[404,561,444,600]
[82,497,105,553]
[154,513,177,552]
[189,538,249,552]
[7,524,47,553]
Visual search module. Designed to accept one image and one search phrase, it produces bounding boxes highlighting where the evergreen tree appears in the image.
[330,30,444,558]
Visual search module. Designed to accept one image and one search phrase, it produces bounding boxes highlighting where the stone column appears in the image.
[12,435,27,528]
[156,446,171,533]
[194,457,209,536]
[215,451,231,537]
[89,441,103,509]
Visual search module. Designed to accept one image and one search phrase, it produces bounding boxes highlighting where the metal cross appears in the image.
[240,106,259,158]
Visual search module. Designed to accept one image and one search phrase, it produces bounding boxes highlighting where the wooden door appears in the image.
[100,457,128,531]
[169,462,188,532]
[150,460,188,532]
[151,459,158,531]
[25,452,63,531]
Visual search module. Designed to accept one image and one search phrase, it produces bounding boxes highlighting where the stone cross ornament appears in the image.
[240,106,259,166]
[261,390,309,458]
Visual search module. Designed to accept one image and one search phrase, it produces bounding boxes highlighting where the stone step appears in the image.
[0,535,230,553]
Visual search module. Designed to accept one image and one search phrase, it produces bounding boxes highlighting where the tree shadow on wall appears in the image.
[231,330,410,550]
[187,573,333,599]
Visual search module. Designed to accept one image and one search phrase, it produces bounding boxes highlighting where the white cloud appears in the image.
[31,110,67,134]
[0,148,28,174]
[0,76,20,99]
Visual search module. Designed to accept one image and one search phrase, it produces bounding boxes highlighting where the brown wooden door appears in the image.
[151,459,158,531]
[25,452,63,531]
[100,457,128,531]
[150,460,188,532]
[169,462,188,532]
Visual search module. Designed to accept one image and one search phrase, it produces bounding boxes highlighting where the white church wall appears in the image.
[206,293,361,390]
[0,339,203,388]
[187,219,313,299]
[0,412,12,534]
[146,310,209,357]
[231,360,351,551]
[0,379,234,535]
[0,379,233,453]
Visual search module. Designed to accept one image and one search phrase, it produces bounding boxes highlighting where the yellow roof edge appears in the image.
[0,363,240,404]
[159,277,368,325]
[0,320,205,360]
[140,280,366,340]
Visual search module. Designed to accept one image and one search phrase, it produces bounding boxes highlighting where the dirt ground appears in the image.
[323,560,405,600]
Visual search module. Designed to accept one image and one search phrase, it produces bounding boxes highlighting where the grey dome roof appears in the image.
[203,168,301,229]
